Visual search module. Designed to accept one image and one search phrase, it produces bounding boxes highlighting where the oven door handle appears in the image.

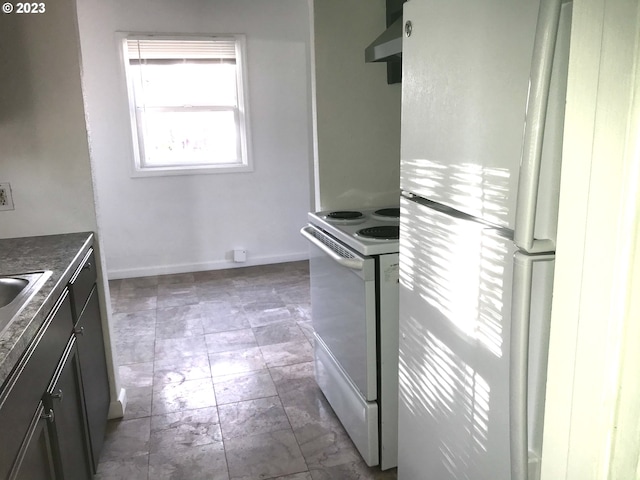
[300,226,365,271]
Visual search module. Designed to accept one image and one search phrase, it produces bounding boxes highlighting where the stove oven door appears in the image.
[301,225,379,466]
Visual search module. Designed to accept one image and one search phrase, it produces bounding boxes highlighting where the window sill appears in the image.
[130,163,253,178]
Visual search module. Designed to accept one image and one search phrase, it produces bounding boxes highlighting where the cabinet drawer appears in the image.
[69,249,96,321]
[0,291,72,479]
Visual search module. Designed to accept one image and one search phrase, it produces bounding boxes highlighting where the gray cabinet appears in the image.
[10,403,57,480]
[0,291,72,480]
[69,249,109,471]
[0,244,110,480]
[44,339,93,480]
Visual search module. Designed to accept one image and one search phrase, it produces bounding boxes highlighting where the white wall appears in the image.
[75,0,313,279]
[541,0,640,477]
[311,0,402,211]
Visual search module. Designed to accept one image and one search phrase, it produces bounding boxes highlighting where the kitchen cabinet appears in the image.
[69,249,109,472]
[0,242,109,480]
[0,290,72,480]
[10,403,57,480]
[44,338,93,480]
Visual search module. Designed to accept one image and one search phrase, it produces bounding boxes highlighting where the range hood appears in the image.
[365,0,405,84]
[365,16,403,63]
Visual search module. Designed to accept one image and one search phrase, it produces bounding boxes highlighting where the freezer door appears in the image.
[397,197,554,480]
[401,0,571,242]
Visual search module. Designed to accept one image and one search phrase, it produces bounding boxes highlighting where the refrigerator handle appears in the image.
[510,251,554,480]
[514,0,563,254]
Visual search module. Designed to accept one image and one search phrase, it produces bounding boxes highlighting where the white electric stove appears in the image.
[300,206,400,470]
[306,207,400,256]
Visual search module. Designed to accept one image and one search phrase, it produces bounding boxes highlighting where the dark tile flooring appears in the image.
[100,261,398,480]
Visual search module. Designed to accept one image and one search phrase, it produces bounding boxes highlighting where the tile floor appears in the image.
[100,261,398,480]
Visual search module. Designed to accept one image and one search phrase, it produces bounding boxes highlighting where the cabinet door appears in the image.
[9,404,57,480]
[0,292,72,480]
[45,339,92,480]
[75,286,109,471]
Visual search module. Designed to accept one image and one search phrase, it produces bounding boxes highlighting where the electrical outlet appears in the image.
[0,183,15,211]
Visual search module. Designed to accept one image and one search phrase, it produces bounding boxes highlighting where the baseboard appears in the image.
[107,251,309,280]
[107,387,127,419]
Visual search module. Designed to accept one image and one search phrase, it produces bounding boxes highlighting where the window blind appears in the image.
[126,38,237,63]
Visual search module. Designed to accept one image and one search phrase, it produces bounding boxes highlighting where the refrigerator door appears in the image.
[510,251,555,480]
[400,0,571,243]
[397,197,554,480]
[514,0,572,252]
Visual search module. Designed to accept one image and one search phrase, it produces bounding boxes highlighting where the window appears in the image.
[121,35,252,176]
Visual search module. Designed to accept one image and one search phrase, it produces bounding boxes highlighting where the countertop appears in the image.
[0,232,94,388]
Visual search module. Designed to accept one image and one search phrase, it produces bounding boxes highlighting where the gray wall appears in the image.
[0,0,123,417]
[0,0,97,237]
[311,0,402,211]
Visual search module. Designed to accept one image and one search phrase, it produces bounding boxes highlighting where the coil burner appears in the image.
[373,208,400,219]
[357,226,400,240]
[326,211,364,220]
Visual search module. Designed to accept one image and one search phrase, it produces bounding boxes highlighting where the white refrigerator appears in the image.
[397,0,572,479]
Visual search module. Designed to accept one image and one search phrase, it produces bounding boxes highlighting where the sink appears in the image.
[0,271,52,336]
[0,277,30,308]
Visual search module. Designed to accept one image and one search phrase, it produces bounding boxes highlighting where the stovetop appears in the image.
[307,206,400,256]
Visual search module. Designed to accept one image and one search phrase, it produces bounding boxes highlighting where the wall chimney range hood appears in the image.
[365,0,405,84]
[365,16,403,63]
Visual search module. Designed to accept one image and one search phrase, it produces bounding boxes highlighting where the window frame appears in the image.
[117,33,253,177]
